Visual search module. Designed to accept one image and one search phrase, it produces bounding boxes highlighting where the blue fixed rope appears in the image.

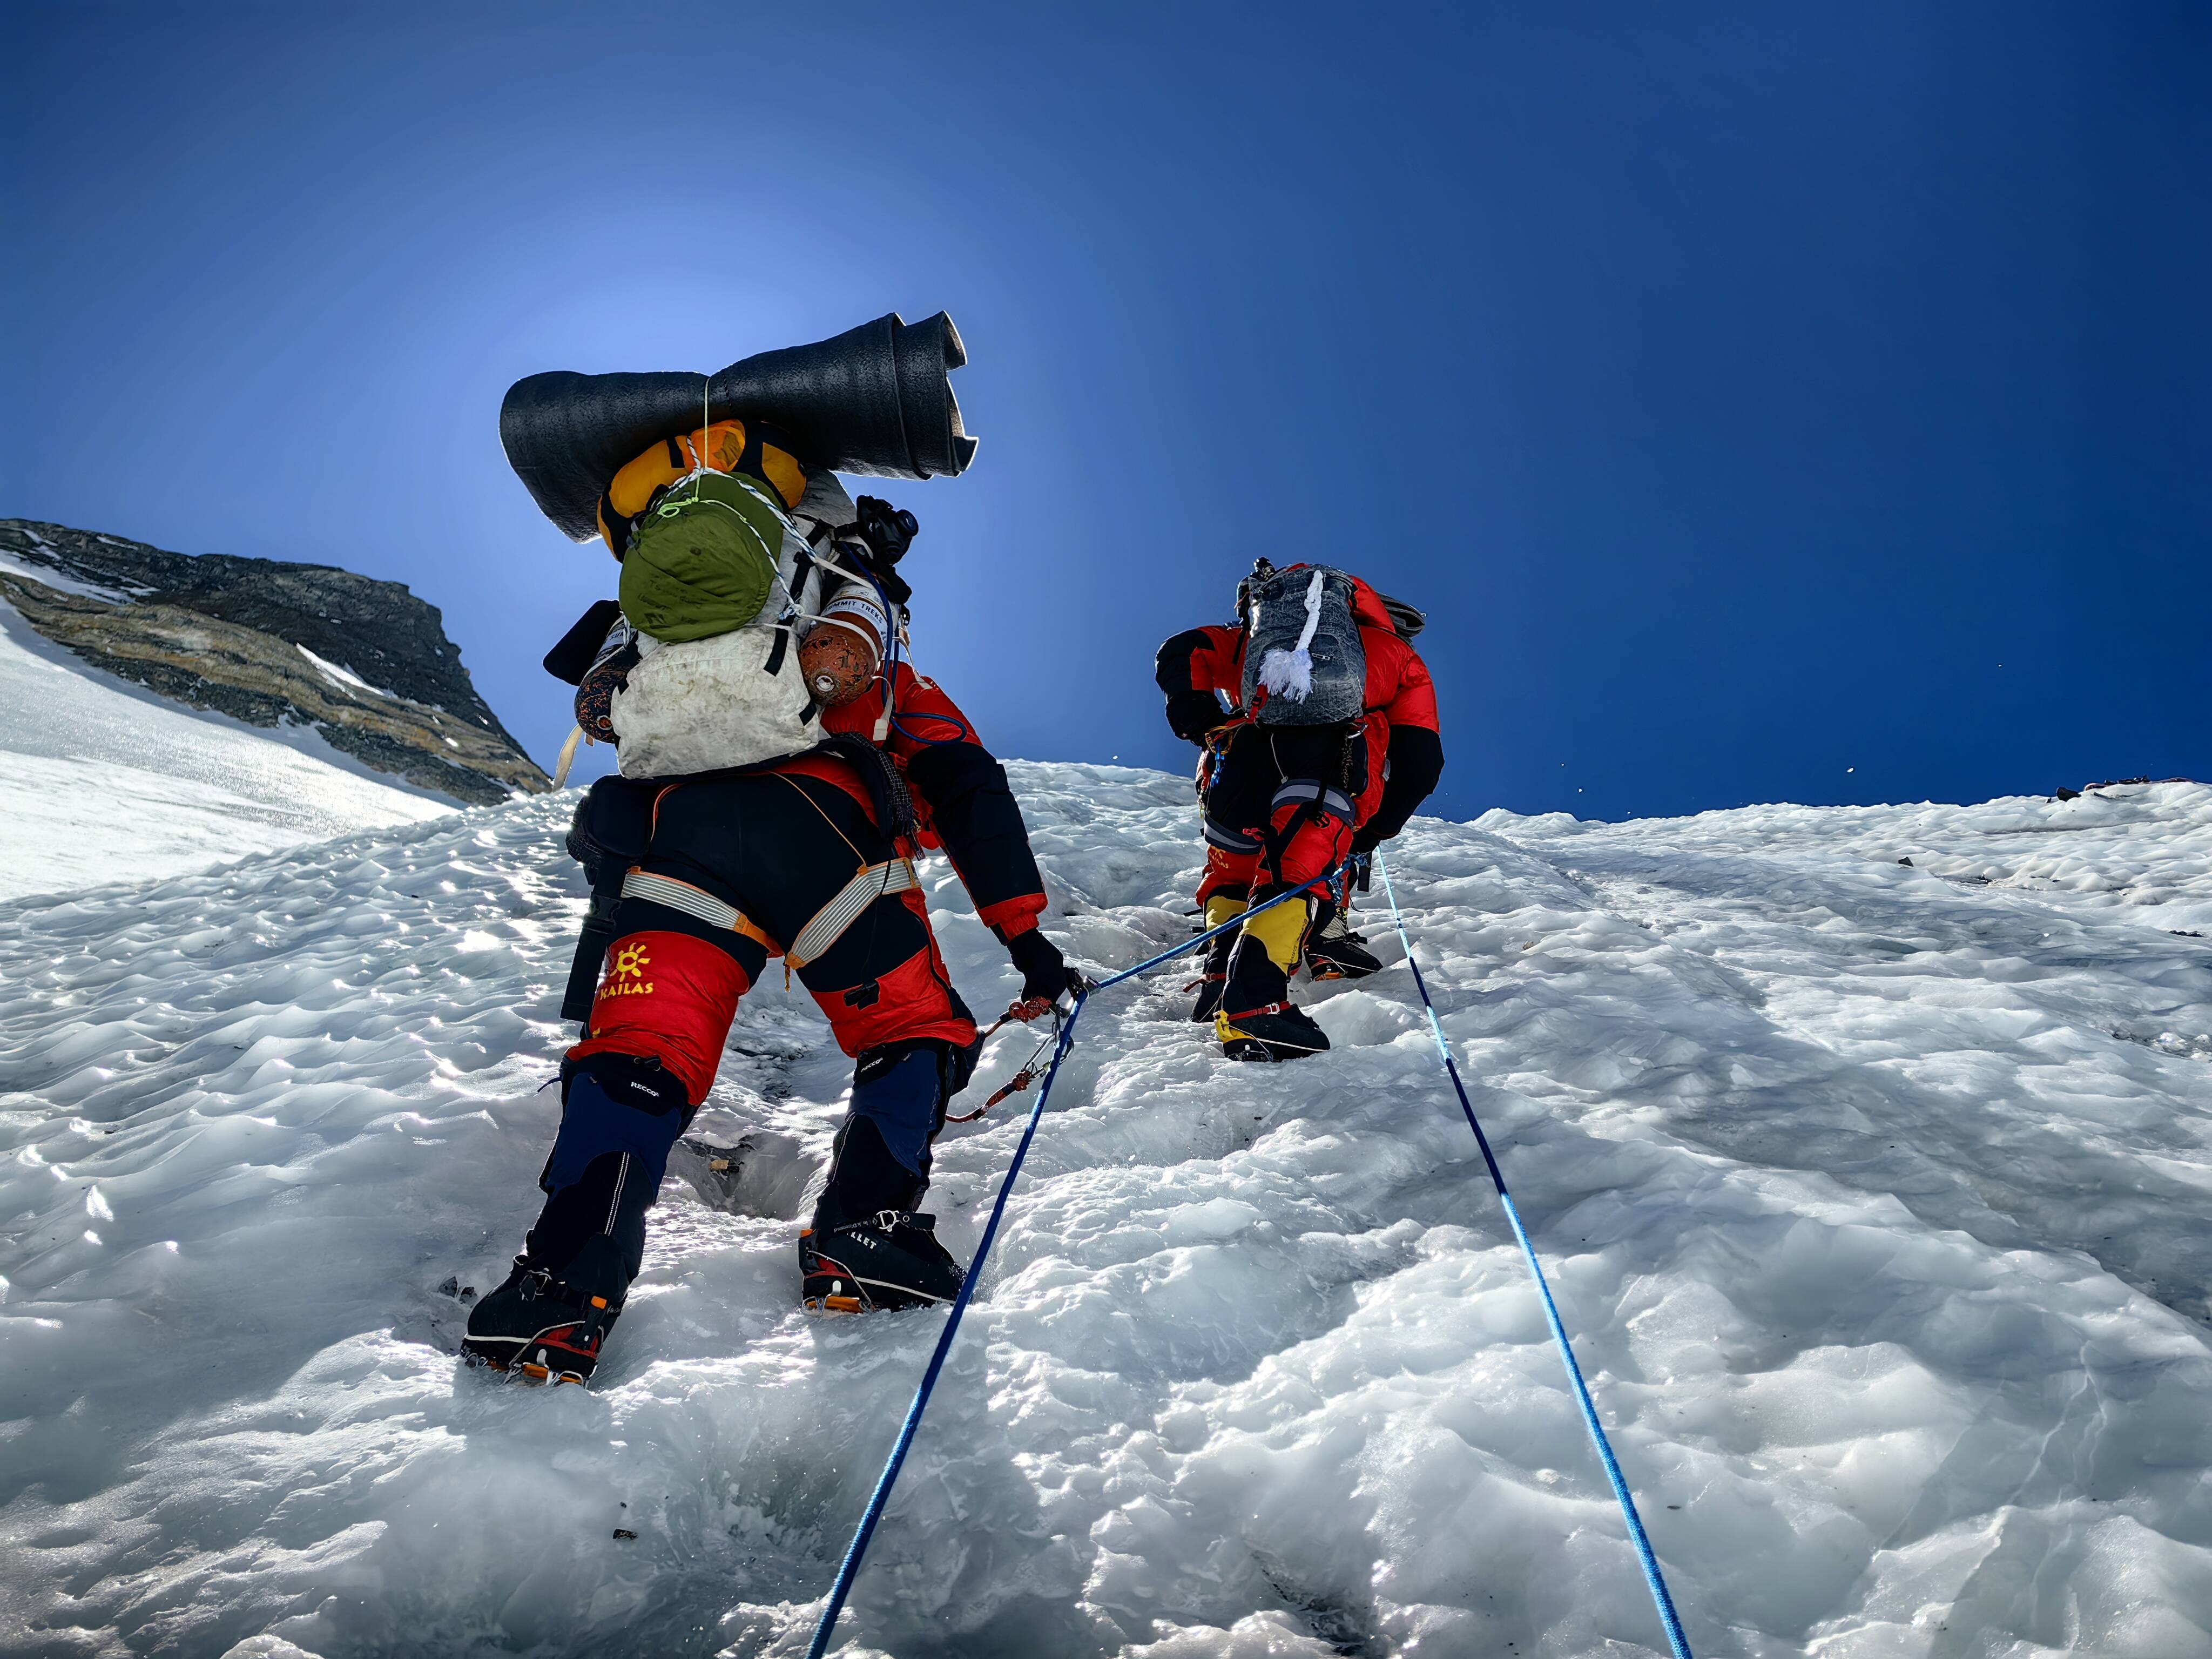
[1373,848,1693,1659]
[804,878,1325,1658]
[808,860,1695,1657]
[803,996,1085,1659]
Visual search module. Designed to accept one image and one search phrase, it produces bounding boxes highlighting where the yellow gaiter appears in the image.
[1237,895,1311,973]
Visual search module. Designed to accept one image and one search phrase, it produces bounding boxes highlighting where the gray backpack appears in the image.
[1241,564,1367,725]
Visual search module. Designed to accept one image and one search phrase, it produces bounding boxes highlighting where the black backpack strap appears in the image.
[559,776,659,1025]
[819,733,916,844]
[1253,732,1357,888]
[1257,799,1324,888]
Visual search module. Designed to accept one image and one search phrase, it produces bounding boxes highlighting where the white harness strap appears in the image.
[622,860,918,969]
[623,869,747,933]
[787,858,919,969]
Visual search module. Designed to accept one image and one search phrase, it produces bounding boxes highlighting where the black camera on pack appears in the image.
[839,495,920,607]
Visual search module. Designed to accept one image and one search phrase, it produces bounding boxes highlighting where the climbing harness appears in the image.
[803,857,1695,1658]
[1372,848,1694,1659]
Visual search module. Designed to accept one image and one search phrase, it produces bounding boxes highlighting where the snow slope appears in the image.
[2,768,2209,1658]
[0,602,455,902]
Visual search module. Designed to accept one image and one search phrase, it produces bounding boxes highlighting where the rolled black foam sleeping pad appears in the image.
[501,311,977,544]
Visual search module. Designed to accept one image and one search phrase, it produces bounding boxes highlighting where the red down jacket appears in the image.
[1155,568,1444,855]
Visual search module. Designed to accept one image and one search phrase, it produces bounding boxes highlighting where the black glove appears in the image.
[1347,851,1373,892]
[1006,927,1084,1011]
[1164,691,1225,746]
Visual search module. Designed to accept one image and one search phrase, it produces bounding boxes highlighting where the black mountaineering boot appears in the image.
[1305,910,1383,981]
[798,1112,966,1312]
[1188,925,1238,1022]
[1188,894,1249,1022]
[1303,891,1383,981]
[462,1056,689,1385]
[461,1234,627,1384]
[800,1211,966,1312]
[1214,936,1331,1062]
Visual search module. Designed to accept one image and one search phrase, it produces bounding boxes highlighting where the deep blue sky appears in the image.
[4,3,2205,820]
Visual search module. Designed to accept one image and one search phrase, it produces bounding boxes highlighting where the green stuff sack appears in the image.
[618,471,785,643]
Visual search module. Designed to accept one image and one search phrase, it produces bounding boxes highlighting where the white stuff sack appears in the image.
[605,490,907,778]
[610,623,821,778]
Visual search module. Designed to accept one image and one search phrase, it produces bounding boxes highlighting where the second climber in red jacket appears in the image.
[1154,559,1444,1060]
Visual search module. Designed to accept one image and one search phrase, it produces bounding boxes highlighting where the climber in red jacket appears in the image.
[1154,559,1443,1060]
[464,474,1081,1384]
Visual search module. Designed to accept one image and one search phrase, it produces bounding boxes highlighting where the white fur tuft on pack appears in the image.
[1257,569,1327,703]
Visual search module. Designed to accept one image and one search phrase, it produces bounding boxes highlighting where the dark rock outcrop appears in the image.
[1,520,548,805]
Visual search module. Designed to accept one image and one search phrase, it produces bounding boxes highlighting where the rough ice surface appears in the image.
[0,602,454,902]
[2,764,2210,1658]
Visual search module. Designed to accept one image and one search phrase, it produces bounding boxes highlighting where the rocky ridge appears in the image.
[0,520,548,805]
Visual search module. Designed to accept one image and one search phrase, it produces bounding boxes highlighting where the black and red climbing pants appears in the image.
[525,760,981,1294]
[1195,720,1364,912]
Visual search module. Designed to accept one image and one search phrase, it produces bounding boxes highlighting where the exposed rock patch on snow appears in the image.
[1,768,2208,1657]
[0,519,548,805]
[0,603,455,902]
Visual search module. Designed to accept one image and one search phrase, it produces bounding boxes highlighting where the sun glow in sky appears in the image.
[4,3,2204,818]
